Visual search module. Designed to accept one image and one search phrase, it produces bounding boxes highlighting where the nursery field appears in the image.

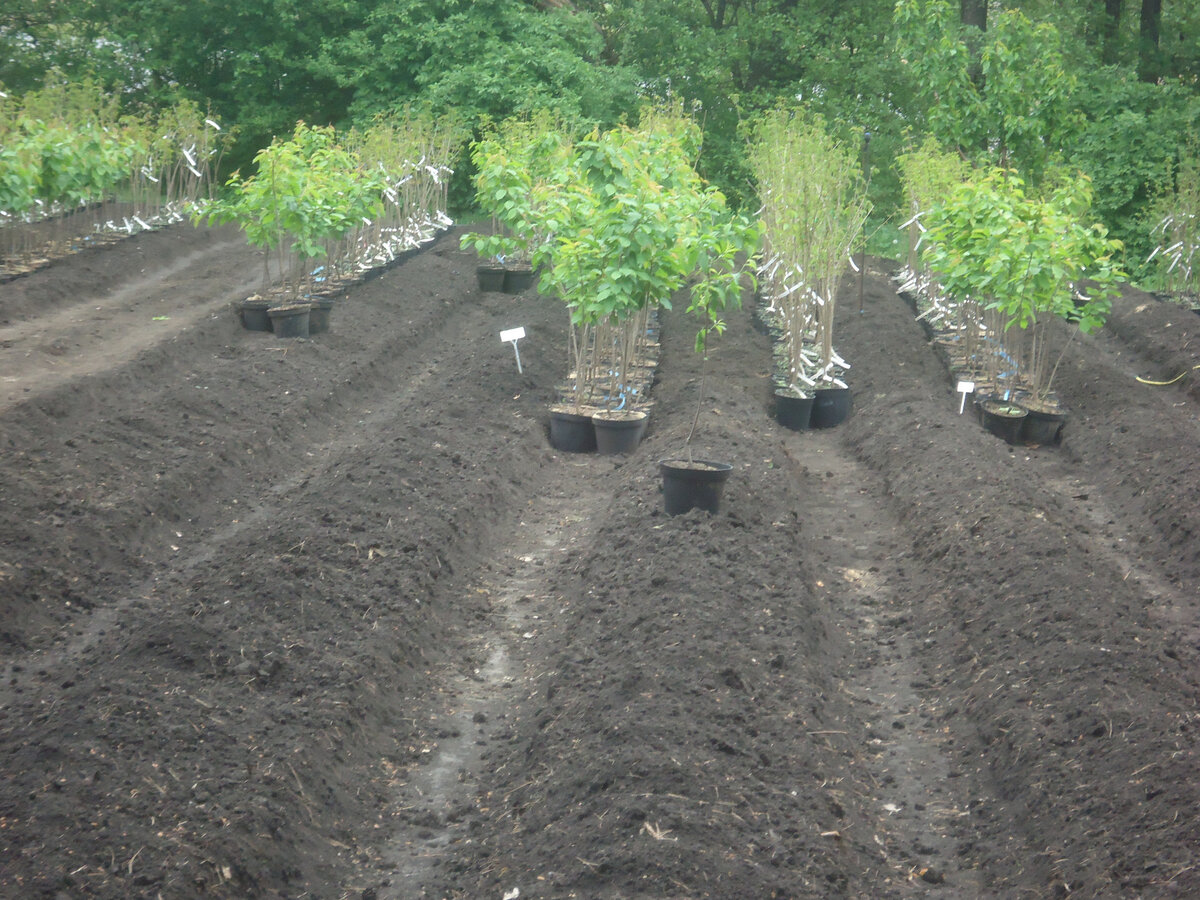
[2,224,1200,899]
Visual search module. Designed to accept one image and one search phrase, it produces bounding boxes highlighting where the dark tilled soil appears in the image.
[1,226,1198,899]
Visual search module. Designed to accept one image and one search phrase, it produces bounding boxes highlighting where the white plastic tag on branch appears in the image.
[779,280,804,299]
[500,327,526,374]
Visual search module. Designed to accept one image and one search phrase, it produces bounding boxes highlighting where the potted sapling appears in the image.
[990,171,1123,444]
[578,114,725,455]
[537,115,702,454]
[659,207,760,514]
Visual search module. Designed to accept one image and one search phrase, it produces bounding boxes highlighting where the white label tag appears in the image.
[500,326,526,373]
[957,380,975,415]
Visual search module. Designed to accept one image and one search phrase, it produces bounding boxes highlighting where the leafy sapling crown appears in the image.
[686,209,761,355]
[924,166,1124,406]
[461,111,574,266]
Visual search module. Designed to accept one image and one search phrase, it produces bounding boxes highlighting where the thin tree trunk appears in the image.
[1103,0,1123,65]
[961,0,987,89]
[1138,0,1162,82]
[960,0,986,32]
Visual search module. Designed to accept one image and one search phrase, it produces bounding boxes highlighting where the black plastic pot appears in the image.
[774,391,814,431]
[810,386,852,428]
[592,411,647,455]
[268,304,310,339]
[240,297,273,332]
[503,265,536,294]
[1019,405,1066,446]
[308,297,335,334]
[476,265,506,292]
[979,399,1027,444]
[659,459,733,516]
[549,409,597,453]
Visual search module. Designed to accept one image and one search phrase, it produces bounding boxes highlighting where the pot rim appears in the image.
[592,409,648,422]
[659,458,733,473]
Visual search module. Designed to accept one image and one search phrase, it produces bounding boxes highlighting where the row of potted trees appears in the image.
[1,79,230,275]
[461,105,887,509]
[746,108,872,431]
[898,142,1124,445]
[1148,145,1199,308]
[200,111,463,337]
[462,106,759,491]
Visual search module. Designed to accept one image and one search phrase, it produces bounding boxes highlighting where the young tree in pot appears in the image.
[531,127,615,448]
[659,208,760,513]
[536,125,661,449]
[745,109,813,423]
[993,171,1123,427]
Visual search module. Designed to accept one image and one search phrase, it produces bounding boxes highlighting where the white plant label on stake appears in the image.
[957,380,975,414]
[500,327,526,374]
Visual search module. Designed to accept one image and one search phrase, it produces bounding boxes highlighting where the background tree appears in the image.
[3,0,1200,283]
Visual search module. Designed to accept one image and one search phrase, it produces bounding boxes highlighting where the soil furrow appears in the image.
[1,234,1198,898]
[359,464,612,898]
[780,429,989,895]
[840,269,1200,897]
[1101,290,1200,406]
[1050,310,1200,579]
[416,302,900,898]
[0,230,496,653]
[0,231,572,897]
[0,284,533,703]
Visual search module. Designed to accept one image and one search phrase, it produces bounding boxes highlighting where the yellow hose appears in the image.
[1136,364,1200,386]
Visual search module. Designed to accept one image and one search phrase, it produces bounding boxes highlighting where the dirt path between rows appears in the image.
[781,429,987,894]
[364,462,612,896]
[0,231,262,413]
[2,229,1198,899]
